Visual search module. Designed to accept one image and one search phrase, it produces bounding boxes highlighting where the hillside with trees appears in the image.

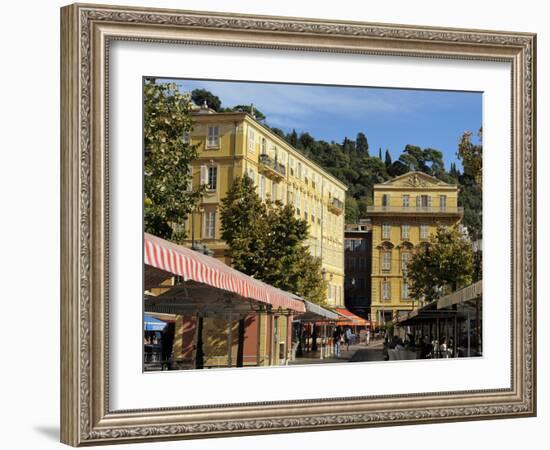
[189,88,483,240]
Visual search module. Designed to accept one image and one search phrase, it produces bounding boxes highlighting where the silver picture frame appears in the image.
[60,3,536,445]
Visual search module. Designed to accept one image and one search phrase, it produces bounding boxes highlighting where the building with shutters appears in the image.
[366,172,463,325]
[184,105,347,307]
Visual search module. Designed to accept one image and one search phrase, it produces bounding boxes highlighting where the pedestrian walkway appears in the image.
[348,340,385,362]
[289,339,385,365]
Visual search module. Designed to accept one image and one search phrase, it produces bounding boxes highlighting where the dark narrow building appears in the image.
[344,220,372,320]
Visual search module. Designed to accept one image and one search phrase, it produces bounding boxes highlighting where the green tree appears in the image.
[407,226,474,303]
[191,88,222,111]
[345,196,359,224]
[227,104,266,121]
[356,132,369,155]
[220,177,327,304]
[457,128,483,184]
[384,149,393,169]
[219,175,266,277]
[143,80,201,242]
[294,248,328,306]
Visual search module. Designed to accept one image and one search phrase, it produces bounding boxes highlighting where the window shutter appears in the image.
[427,195,432,208]
[416,195,420,207]
[200,165,208,186]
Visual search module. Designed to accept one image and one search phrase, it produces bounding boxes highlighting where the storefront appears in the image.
[143,233,306,370]
[396,280,482,358]
[293,300,340,360]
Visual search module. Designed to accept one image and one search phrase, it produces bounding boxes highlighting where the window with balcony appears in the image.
[417,195,432,209]
[206,125,220,148]
[403,194,410,207]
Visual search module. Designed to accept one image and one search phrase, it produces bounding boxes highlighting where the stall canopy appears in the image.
[144,314,167,331]
[144,233,306,314]
[334,308,370,326]
[298,299,340,322]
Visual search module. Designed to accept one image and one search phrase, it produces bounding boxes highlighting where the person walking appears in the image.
[333,328,341,358]
[345,327,352,351]
[366,328,370,346]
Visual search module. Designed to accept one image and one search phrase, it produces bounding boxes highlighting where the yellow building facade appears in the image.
[185,108,347,307]
[366,172,463,324]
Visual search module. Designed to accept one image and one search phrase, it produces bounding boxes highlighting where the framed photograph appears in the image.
[60,3,536,446]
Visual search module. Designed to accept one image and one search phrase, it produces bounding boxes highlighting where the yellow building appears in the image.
[184,105,347,307]
[366,172,463,324]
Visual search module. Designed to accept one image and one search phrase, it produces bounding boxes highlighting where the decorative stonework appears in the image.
[73,5,535,443]
[407,173,427,187]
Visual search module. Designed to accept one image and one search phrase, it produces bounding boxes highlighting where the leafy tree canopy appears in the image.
[220,176,327,305]
[225,104,266,122]
[407,226,475,302]
[191,88,222,111]
[144,80,201,242]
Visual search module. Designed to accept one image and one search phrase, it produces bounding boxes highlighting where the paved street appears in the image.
[289,339,385,365]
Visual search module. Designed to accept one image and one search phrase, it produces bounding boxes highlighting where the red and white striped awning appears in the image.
[144,233,305,313]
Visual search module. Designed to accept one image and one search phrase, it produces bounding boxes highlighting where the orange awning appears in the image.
[334,308,370,326]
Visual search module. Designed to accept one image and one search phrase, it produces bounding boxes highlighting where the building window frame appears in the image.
[382,223,391,240]
[440,194,447,211]
[382,280,391,302]
[401,251,410,274]
[401,281,410,300]
[420,224,429,240]
[381,250,392,272]
[259,174,266,200]
[203,211,216,239]
[401,224,410,240]
[206,125,220,149]
[247,128,255,152]
[402,194,410,207]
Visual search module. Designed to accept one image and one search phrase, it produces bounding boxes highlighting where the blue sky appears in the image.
[160,78,482,171]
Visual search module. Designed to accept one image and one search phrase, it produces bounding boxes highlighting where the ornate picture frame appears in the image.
[60,3,536,446]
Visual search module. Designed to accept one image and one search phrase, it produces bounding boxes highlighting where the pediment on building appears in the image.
[381,171,453,188]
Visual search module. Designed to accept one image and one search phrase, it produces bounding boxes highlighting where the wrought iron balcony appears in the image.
[366,205,464,216]
[259,153,286,180]
[328,197,344,215]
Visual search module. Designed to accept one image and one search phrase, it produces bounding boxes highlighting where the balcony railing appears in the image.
[259,154,286,179]
[328,197,344,215]
[366,205,464,215]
